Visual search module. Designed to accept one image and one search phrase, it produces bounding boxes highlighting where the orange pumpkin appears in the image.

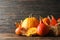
[42,18,50,26]
[37,19,49,36]
[50,15,57,26]
[21,17,39,29]
[15,25,22,35]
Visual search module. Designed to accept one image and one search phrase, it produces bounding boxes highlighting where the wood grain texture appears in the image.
[0,33,58,40]
[0,0,60,40]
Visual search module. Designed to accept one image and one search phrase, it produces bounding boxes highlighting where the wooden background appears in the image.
[0,0,60,40]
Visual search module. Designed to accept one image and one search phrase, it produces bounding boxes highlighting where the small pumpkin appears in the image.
[21,17,39,29]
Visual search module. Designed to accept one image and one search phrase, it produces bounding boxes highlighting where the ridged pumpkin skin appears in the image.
[15,26,21,35]
[42,18,50,25]
[37,19,49,36]
[21,17,39,29]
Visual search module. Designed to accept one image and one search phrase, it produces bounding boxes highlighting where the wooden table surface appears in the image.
[0,33,58,40]
[0,0,60,40]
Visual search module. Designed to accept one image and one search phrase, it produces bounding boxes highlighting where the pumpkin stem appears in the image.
[29,14,33,18]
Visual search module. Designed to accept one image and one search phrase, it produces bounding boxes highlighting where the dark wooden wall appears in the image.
[0,0,60,34]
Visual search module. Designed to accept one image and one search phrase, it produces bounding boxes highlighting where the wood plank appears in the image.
[0,33,58,40]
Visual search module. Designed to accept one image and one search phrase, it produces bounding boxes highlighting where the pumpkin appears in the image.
[21,17,39,29]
